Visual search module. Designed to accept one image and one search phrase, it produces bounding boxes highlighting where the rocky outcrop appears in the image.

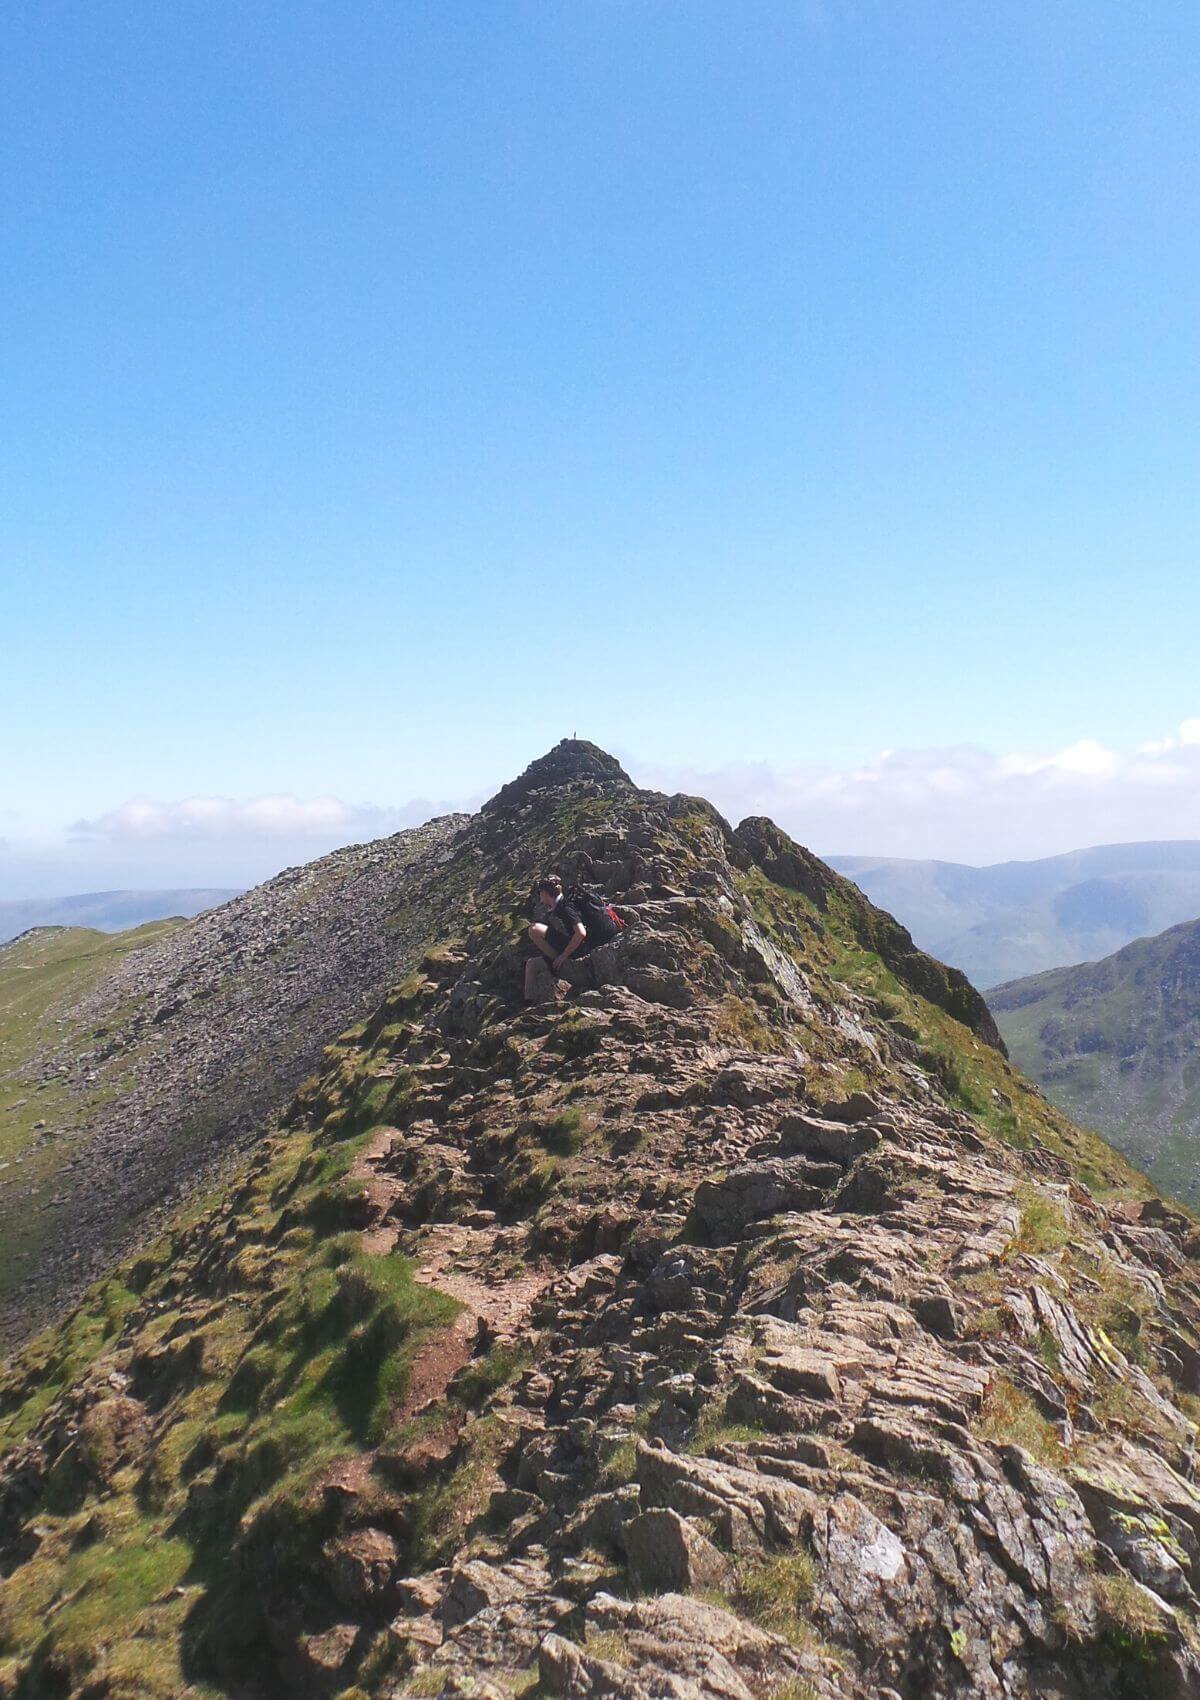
[732,815,1007,1054]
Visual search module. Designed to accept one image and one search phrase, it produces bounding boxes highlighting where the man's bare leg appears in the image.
[525,923,560,1001]
[527,921,557,962]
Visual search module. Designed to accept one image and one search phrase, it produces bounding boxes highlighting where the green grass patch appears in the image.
[733,1549,817,1642]
[599,1438,639,1486]
[975,1374,1066,1467]
[1009,1187,1072,1257]
[408,1415,509,1567]
[0,1079,468,1698]
[523,1104,593,1156]
[688,1394,766,1457]
[1094,1570,1168,1652]
[714,995,779,1054]
[454,1341,531,1406]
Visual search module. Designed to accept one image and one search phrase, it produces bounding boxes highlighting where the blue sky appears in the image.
[3,2,1199,891]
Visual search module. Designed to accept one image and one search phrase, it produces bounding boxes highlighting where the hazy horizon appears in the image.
[10,727,1200,897]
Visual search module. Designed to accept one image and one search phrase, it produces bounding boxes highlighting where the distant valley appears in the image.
[991,915,1200,1204]
[0,888,241,946]
[832,840,1200,987]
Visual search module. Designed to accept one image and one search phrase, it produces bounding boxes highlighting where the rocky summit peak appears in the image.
[482,738,632,813]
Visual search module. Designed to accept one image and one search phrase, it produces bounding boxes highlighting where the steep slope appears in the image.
[3,744,1199,1700]
[832,842,1200,987]
[0,891,240,948]
[992,918,1200,1205]
[0,817,465,1341]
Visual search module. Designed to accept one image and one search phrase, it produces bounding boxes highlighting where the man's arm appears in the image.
[553,920,587,970]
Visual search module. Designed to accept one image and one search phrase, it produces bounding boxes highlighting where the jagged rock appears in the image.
[636,1441,813,1553]
[296,1622,360,1681]
[441,1559,552,1627]
[692,1160,829,1240]
[624,1508,735,1594]
[779,1111,881,1165]
[565,1485,642,1554]
[582,1591,809,1698]
[538,1632,647,1698]
[813,1491,909,1613]
[395,1573,447,1616]
[764,1344,842,1403]
[325,1527,399,1611]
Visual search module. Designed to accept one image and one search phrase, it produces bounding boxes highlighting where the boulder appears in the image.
[441,1559,552,1628]
[324,1525,399,1610]
[692,1161,827,1240]
[779,1112,881,1166]
[624,1508,734,1595]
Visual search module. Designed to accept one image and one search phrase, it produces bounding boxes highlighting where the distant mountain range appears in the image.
[0,888,240,946]
[991,916,1200,1204]
[830,841,1200,987]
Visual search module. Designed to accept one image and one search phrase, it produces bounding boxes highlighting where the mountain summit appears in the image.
[2,746,1199,1698]
[483,738,633,812]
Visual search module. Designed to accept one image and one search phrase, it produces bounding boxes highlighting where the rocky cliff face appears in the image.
[1,744,1198,1700]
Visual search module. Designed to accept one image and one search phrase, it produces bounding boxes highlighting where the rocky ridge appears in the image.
[1,743,1197,1700]
[1,814,466,1341]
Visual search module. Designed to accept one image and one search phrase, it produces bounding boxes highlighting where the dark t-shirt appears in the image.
[546,893,589,953]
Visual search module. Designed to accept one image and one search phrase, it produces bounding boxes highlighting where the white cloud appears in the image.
[72,794,371,841]
[633,718,1200,864]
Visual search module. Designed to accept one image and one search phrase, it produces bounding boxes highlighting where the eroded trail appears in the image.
[351,1132,551,1429]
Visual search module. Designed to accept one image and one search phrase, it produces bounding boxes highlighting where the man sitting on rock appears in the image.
[525,873,629,1001]
[524,875,590,1001]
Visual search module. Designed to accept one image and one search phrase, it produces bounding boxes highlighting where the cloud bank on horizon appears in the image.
[6,719,1200,897]
[638,718,1200,864]
[71,795,413,842]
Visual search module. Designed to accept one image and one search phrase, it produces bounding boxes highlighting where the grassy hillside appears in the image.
[0,892,238,948]
[0,924,183,1300]
[0,1059,463,1698]
[991,917,1200,1204]
[0,817,464,1344]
